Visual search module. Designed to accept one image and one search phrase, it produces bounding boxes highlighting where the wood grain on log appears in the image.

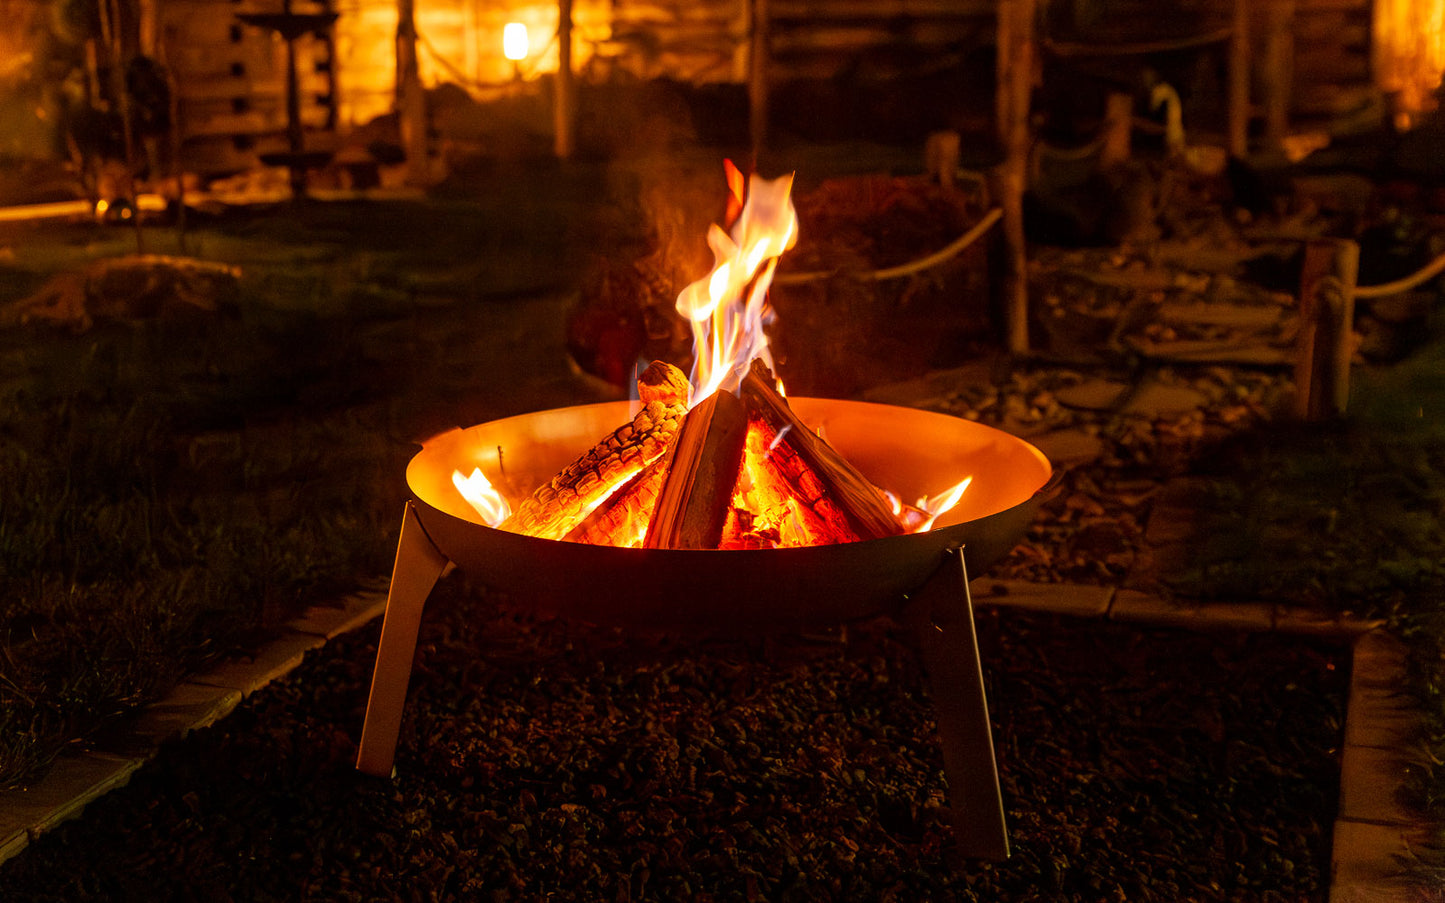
[644,389,749,550]
[501,361,689,540]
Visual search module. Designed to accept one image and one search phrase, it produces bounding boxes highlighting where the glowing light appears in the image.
[503,23,529,61]
[452,467,512,526]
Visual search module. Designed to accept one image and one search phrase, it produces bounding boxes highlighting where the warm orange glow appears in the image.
[1375,0,1445,125]
[502,23,529,61]
[674,169,797,403]
[452,467,512,526]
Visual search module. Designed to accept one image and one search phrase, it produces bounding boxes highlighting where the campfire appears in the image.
[450,164,972,552]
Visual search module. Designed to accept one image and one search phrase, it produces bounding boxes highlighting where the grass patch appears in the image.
[0,181,637,788]
[1168,334,1445,620]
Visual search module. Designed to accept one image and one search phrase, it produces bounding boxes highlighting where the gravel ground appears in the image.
[0,576,1347,902]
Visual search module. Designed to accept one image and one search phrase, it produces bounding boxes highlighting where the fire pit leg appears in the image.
[356,501,452,777]
[906,547,1010,862]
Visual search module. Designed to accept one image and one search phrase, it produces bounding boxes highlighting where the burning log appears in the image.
[718,419,861,549]
[644,389,749,550]
[564,455,667,547]
[740,360,905,541]
[500,360,690,540]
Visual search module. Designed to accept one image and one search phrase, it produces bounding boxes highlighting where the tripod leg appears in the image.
[906,547,1010,861]
[356,501,451,777]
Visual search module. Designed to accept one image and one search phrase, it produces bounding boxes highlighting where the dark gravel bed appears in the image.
[0,578,1347,902]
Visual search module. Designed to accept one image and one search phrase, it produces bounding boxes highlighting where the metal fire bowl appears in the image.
[407,398,1053,633]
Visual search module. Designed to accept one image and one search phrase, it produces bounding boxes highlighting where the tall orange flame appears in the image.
[674,168,798,403]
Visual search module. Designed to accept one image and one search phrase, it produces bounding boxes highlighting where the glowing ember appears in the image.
[453,467,512,526]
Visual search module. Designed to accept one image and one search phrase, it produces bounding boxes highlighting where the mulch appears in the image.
[0,576,1347,902]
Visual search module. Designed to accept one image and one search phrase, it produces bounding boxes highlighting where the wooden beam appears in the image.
[749,0,770,162]
[554,0,575,160]
[1262,0,1295,152]
[994,0,1035,355]
[1295,239,1359,420]
[1228,0,1250,157]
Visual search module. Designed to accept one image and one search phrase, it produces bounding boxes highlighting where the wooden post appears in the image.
[1295,239,1359,420]
[396,0,429,184]
[1227,0,1250,157]
[1100,92,1133,170]
[995,0,1036,355]
[1262,0,1295,152]
[749,0,770,163]
[554,0,575,160]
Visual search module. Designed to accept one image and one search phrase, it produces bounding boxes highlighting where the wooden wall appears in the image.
[143,0,1395,171]
[162,0,335,174]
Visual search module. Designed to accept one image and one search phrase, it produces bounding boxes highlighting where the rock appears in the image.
[1030,428,1107,466]
[1055,379,1130,411]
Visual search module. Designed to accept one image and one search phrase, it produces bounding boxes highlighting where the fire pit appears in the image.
[403,396,1050,630]
[355,165,1054,861]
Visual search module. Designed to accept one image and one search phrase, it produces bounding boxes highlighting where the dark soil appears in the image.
[0,576,1348,902]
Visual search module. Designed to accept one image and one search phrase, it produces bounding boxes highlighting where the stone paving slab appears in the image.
[1352,631,1411,690]
[287,587,388,639]
[1330,819,1418,898]
[1274,605,1386,638]
[0,752,145,843]
[189,629,328,697]
[1338,745,1413,825]
[103,682,245,756]
[1142,504,1197,545]
[971,579,1115,618]
[1108,589,1275,632]
[0,829,25,868]
[1027,428,1107,467]
[1344,681,1423,751]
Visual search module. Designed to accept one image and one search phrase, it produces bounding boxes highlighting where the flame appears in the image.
[913,476,973,533]
[674,167,797,403]
[453,467,512,526]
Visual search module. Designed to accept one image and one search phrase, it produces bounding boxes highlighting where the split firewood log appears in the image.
[741,359,905,541]
[644,388,749,550]
[500,360,690,540]
[563,455,668,547]
[745,416,861,546]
